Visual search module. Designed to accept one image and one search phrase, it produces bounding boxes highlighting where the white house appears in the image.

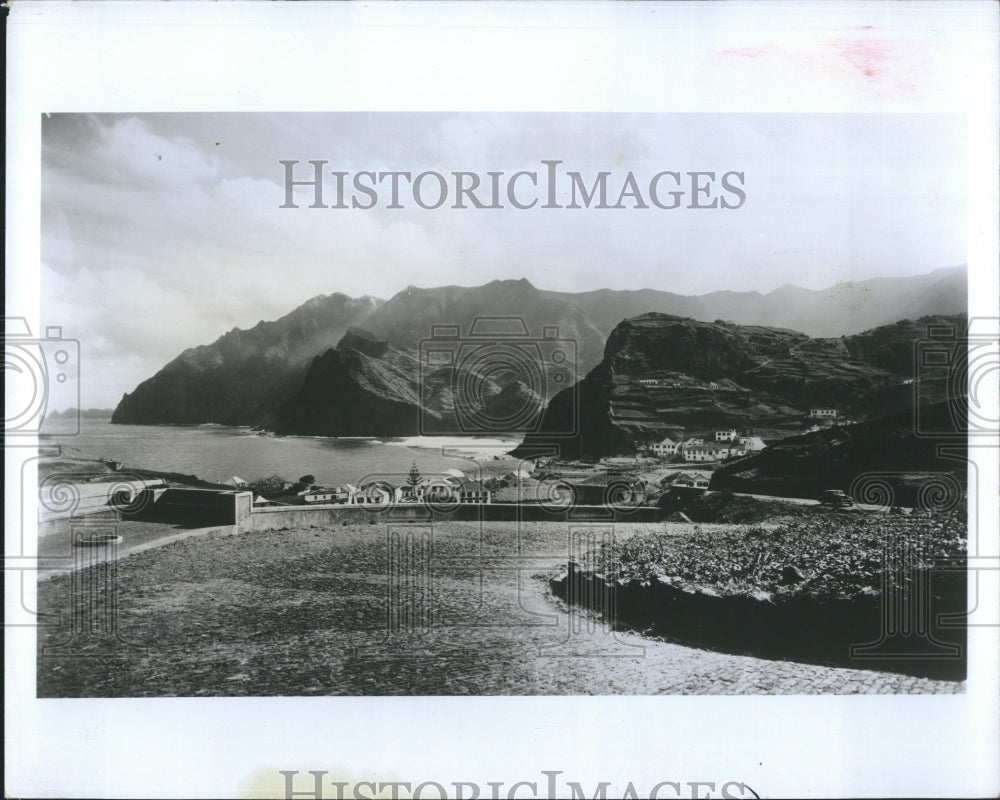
[715,429,739,442]
[303,488,345,504]
[649,436,678,457]
[354,483,394,505]
[457,480,492,504]
[672,473,711,489]
[739,436,767,452]
[684,444,746,463]
[413,477,462,504]
[684,445,723,462]
[809,408,838,418]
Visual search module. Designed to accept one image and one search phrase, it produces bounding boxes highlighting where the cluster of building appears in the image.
[301,475,493,505]
[643,407,845,464]
[646,429,767,463]
[295,466,653,509]
[637,377,722,391]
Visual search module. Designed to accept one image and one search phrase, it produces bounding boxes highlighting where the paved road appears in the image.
[36,520,233,582]
[729,491,901,514]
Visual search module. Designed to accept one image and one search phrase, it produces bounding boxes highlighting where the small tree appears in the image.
[406,461,422,488]
[299,474,316,487]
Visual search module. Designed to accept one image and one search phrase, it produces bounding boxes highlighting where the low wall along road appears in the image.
[127,487,661,530]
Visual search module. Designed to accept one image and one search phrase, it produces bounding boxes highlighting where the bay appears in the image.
[41,419,520,487]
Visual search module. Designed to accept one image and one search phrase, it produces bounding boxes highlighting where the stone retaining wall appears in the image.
[243,502,660,531]
[550,563,967,680]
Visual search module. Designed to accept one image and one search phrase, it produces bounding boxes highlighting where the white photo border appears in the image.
[6,2,999,798]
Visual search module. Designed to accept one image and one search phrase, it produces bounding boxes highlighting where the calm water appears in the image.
[41,419,520,487]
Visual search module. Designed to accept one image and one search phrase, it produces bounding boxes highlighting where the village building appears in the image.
[670,471,711,489]
[302,489,341,503]
[809,408,838,418]
[354,483,394,505]
[684,445,720,463]
[715,429,739,442]
[457,479,492,504]
[497,464,533,484]
[684,444,746,463]
[411,477,463,504]
[649,436,678,457]
[739,436,767,452]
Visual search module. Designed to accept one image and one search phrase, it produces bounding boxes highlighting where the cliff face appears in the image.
[360,278,608,379]
[111,270,966,433]
[274,340,425,436]
[111,293,382,426]
[273,326,547,436]
[516,313,967,460]
[111,279,597,429]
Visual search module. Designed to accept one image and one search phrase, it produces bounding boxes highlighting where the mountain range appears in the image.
[515,311,965,459]
[111,266,966,434]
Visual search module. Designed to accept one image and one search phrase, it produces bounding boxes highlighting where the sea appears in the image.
[40,419,521,487]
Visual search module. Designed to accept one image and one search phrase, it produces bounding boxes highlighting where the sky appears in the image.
[40,112,967,408]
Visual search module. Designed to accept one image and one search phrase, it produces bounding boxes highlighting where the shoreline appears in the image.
[100,419,522,449]
[41,423,526,488]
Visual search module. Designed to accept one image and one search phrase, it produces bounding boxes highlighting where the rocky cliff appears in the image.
[111,269,966,432]
[111,293,381,426]
[273,331,425,436]
[273,327,545,436]
[516,313,967,460]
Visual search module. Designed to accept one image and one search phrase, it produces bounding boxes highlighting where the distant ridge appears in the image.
[549,265,966,339]
[112,266,966,430]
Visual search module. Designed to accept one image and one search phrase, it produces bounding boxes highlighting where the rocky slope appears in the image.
[111,293,381,425]
[273,330,424,436]
[112,269,965,431]
[709,403,967,505]
[273,328,544,436]
[360,278,607,376]
[516,313,967,460]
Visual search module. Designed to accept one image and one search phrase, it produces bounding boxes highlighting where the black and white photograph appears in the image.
[33,111,973,697]
[5,3,999,799]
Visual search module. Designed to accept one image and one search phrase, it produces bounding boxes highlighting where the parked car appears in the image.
[819,489,855,508]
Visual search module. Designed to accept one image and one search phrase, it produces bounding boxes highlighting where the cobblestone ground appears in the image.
[36,522,964,696]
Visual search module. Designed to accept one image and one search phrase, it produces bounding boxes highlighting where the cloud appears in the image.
[96,117,222,187]
[39,112,967,407]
